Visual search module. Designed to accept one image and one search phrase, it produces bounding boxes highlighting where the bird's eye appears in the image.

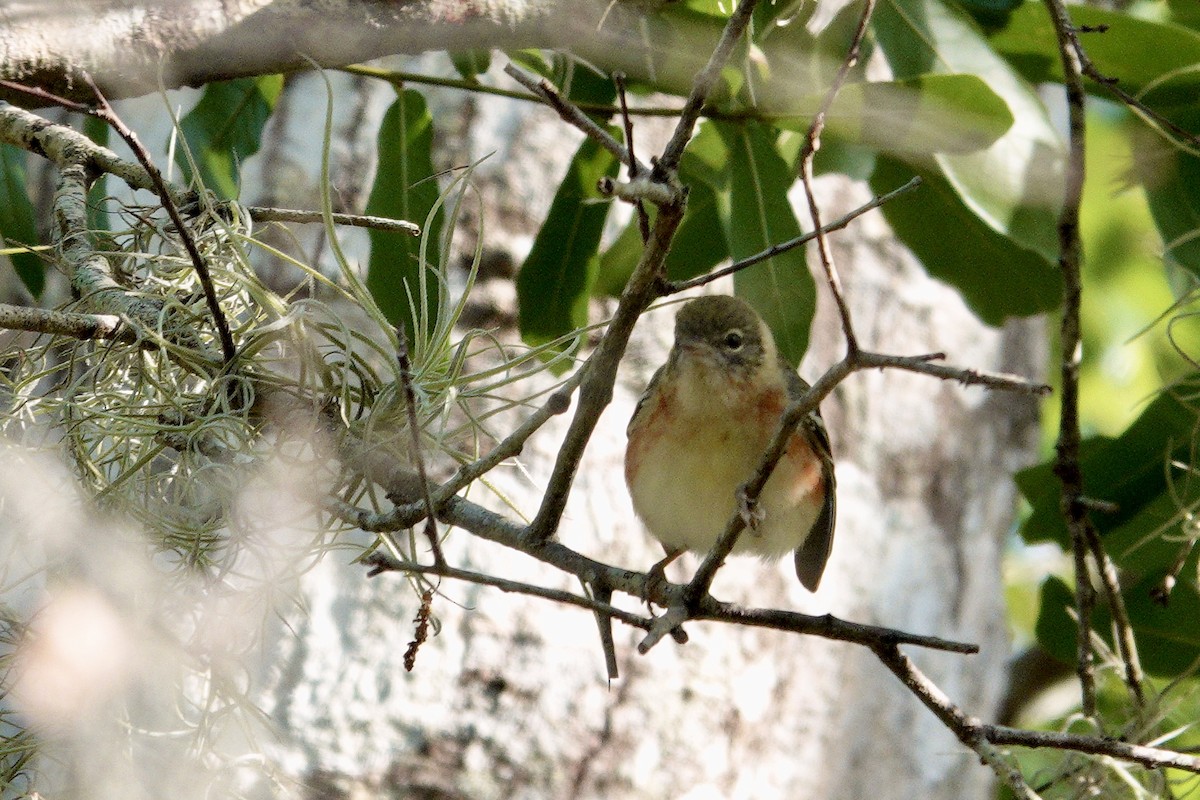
[723,329,745,350]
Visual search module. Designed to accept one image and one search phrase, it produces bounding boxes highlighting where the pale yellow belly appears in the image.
[628,416,820,560]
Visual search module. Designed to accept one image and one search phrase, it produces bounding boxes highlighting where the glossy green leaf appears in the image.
[1168,0,1200,31]
[365,89,442,336]
[517,137,619,353]
[875,0,1063,264]
[1017,387,1200,550]
[666,174,728,282]
[990,3,1200,119]
[1137,146,1200,277]
[715,120,814,366]
[0,143,43,297]
[451,50,492,80]
[1034,573,1200,678]
[594,216,644,298]
[177,76,283,199]
[772,74,1014,156]
[870,156,1062,323]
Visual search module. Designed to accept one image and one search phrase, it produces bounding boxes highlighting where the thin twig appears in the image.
[503,64,644,174]
[795,0,877,355]
[1041,0,1099,719]
[871,643,1044,799]
[82,74,238,365]
[364,553,653,632]
[667,177,922,294]
[1084,527,1146,707]
[247,206,420,235]
[613,71,651,243]
[658,0,761,174]
[1056,33,1200,151]
[395,326,444,567]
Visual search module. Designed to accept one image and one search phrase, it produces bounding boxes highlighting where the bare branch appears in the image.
[0,302,128,343]
[247,206,421,235]
[657,0,760,174]
[1042,0,1099,719]
[363,554,655,632]
[667,177,922,294]
[871,643,1044,799]
[795,0,878,355]
[504,63,649,176]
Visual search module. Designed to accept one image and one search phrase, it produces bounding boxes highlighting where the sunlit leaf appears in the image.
[517,137,619,355]
[990,3,1200,123]
[177,75,283,199]
[365,89,442,337]
[1136,144,1200,277]
[715,120,814,366]
[870,156,1061,323]
[772,74,1014,156]
[875,0,1063,264]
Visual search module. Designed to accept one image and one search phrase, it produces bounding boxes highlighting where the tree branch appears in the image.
[0,303,128,343]
[795,0,877,355]
[1042,0,1100,720]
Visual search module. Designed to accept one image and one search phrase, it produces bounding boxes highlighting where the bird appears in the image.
[624,295,836,591]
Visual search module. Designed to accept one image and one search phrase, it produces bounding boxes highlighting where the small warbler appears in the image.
[624,295,836,591]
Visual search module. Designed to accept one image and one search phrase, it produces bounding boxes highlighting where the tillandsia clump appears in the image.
[0,171,573,574]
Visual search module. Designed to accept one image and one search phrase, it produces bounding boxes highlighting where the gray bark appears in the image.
[0,0,692,103]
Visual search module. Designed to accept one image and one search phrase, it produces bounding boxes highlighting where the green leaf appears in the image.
[1033,576,1078,666]
[1034,574,1200,678]
[1017,387,1200,551]
[869,156,1062,323]
[990,3,1200,120]
[772,74,1014,156]
[1168,0,1200,31]
[1136,145,1200,277]
[450,50,492,80]
[365,89,443,337]
[666,174,728,282]
[0,143,43,297]
[874,0,1063,264]
[517,137,619,354]
[177,76,283,199]
[84,115,110,233]
[594,215,645,298]
[715,120,815,366]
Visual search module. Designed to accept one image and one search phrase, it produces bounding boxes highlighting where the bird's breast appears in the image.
[625,381,823,560]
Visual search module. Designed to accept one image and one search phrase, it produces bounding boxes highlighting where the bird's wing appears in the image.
[627,364,666,439]
[787,369,838,592]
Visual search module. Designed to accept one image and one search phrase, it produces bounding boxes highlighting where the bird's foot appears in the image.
[736,486,765,531]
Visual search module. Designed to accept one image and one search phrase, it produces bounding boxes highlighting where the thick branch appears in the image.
[0,303,129,343]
